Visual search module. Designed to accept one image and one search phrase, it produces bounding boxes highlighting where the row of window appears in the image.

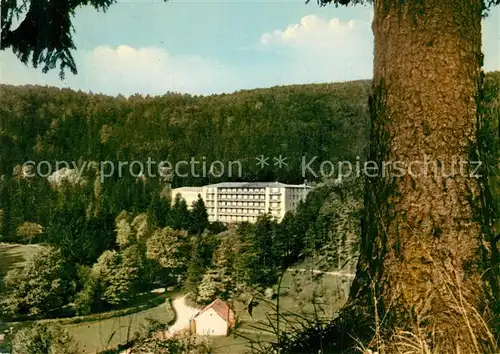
[217,208,266,214]
[216,211,280,222]
[218,187,266,193]
[217,194,266,200]
[220,201,266,207]
[207,200,282,208]
[209,204,284,214]
[218,215,259,222]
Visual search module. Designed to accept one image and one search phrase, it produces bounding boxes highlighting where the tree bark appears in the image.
[347,0,496,352]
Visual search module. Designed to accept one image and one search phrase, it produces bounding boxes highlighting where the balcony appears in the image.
[216,190,265,195]
[217,210,264,217]
[217,196,265,202]
[217,203,265,208]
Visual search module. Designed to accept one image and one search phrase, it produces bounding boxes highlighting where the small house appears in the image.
[191,298,235,336]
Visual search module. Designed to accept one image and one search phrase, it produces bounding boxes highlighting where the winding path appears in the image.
[168,295,200,334]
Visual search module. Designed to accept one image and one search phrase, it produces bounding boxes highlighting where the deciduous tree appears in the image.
[11,323,78,354]
[2,246,75,316]
[146,227,190,283]
[75,249,139,312]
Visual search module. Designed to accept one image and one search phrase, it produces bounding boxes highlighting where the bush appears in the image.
[132,329,212,354]
[11,323,78,354]
[2,246,75,317]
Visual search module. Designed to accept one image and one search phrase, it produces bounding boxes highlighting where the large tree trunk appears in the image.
[347,0,495,352]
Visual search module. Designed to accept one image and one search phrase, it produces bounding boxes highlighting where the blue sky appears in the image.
[1,1,499,96]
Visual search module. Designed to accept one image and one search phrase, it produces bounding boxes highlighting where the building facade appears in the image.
[171,182,312,223]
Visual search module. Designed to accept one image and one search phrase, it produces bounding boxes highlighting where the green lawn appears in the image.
[211,269,351,354]
[64,300,174,353]
[0,242,44,278]
[278,268,351,320]
[236,269,349,329]
[211,332,276,354]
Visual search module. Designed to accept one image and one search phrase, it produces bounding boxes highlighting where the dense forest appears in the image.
[0,80,371,183]
[0,79,371,243]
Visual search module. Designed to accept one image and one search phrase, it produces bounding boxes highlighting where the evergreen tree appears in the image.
[166,194,190,231]
[148,192,171,228]
[252,214,280,285]
[184,234,206,296]
[278,211,297,267]
[1,0,119,78]
[0,176,15,241]
[196,270,220,305]
[197,233,234,304]
[189,195,209,234]
[48,202,115,265]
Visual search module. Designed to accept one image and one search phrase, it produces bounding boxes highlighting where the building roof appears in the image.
[196,298,234,322]
[206,181,311,188]
[171,186,204,192]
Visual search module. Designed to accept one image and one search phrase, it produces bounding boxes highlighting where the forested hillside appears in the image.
[0,73,498,243]
[0,79,370,242]
[0,80,371,183]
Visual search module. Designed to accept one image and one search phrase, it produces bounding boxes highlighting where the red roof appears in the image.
[197,298,235,324]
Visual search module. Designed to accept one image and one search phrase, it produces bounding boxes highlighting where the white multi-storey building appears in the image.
[170,182,312,223]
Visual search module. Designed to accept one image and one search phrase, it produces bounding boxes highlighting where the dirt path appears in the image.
[168,295,200,334]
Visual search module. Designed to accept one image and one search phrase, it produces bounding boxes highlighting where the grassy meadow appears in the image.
[64,300,174,353]
[0,243,44,278]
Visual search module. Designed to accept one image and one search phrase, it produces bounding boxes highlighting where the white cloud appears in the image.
[256,13,374,85]
[261,15,359,48]
[84,45,235,95]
